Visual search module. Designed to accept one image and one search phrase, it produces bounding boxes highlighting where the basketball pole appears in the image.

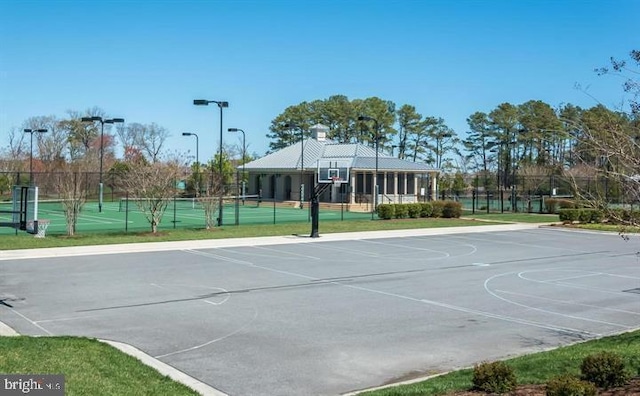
[309,178,337,238]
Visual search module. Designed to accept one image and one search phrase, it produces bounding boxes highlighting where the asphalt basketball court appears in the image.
[1,225,639,395]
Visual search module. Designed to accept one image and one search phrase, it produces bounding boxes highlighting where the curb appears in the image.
[0,321,19,336]
[100,340,227,396]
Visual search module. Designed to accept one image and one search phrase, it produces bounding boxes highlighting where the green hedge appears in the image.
[431,201,445,218]
[558,208,640,225]
[394,204,408,219]
[377,204,395,220]
[443,201,463,218]
[420,202,433,218]
[407,203,422,218]
[375,201,460,220]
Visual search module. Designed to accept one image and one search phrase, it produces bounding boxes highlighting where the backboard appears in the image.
[317,159,350,184]
[16,185,39,234]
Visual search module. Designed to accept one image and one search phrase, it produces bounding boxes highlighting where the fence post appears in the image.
[125,191,129,233]
[472,189,476,214]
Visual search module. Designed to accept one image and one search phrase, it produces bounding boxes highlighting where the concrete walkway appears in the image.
[0,223,540,261]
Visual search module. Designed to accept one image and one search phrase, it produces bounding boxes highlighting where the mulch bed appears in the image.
[446,377,640,395]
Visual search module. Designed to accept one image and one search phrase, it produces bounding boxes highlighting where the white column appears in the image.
[403,172,408,196]
[383,172,387,194]
[431,171,437,200]
[393,172,398,195]
[350,172,356,204]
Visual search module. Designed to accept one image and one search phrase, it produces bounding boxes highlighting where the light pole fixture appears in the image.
[193,99,229,226]
[358,115,380,220]
[182,132,199,196]
[81,116,125,212]
[284,123,305,209]
[23,128,48,185]
[227,128,246,201]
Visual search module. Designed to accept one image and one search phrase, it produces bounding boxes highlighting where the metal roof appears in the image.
[242,139,439,172]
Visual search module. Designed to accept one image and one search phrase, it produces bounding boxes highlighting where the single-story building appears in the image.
[242,124,441,211]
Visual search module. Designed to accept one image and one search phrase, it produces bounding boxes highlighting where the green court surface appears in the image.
[0,198,371,236]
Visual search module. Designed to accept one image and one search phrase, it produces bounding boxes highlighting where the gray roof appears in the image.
[243,138,438,172]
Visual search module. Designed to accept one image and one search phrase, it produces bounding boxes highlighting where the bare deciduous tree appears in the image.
[197,171,224,229]
[55,163,89,236]
[120,161,181,233]
[120,122,170,164]
[1,127,27,171]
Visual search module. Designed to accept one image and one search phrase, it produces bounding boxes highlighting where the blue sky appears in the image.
[0,0,637,160]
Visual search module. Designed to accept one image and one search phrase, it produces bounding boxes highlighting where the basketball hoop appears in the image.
[330,176,342,186]
[27,220,50,238]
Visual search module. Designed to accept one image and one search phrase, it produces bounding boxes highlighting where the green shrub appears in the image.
[589,210,604,224]
[558,199,578,209]
[407,203,422,218]
[419,202,433,218]
[545,198,559,214]
[559,209,580,223]
[431,201,445,218]
[442,201,462,218]
[394,204,408,219]
[472,361,517,394]
[580,351,629,389]
[578,209,594,224]
[376,204,394,220]
[546,375,598,396]
[623,209,640,225]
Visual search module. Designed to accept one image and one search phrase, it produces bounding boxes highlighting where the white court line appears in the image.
[451,233,597,255]
[312,243,380,257]
[182,249,597,338]
[76,214,120,223]
[34,315,100,324]
[543,273,602,283]
[251,245,322,260]
[8,309,52,335]
[214,247,301,260]
[154,308,258,359]
[484,272,633,329]
[40,210,116,224]
[356,239,452,257]
[417,298,595,336]
[182,249,254,265]
[495,289,640,316]
[518,271,636,297]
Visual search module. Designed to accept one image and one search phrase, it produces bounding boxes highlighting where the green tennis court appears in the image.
[0,198,372,236]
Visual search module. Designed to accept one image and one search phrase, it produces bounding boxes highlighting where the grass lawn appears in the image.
[0,213,558,250]
[0,336,198,396]
[461,211,560,223]
[361,330,640,395]
[0,217,515,250]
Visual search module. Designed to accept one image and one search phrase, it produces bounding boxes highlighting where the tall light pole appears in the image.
[182,132,199,196]
[284,123,305,209]
[81,116,125,213]
[227,128,246,201]
[434,132,452,200]
[23,128,48,185]
[193,99,229,226]
[358,115,380,220]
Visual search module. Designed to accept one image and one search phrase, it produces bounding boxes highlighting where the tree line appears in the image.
[1,49,638,232]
